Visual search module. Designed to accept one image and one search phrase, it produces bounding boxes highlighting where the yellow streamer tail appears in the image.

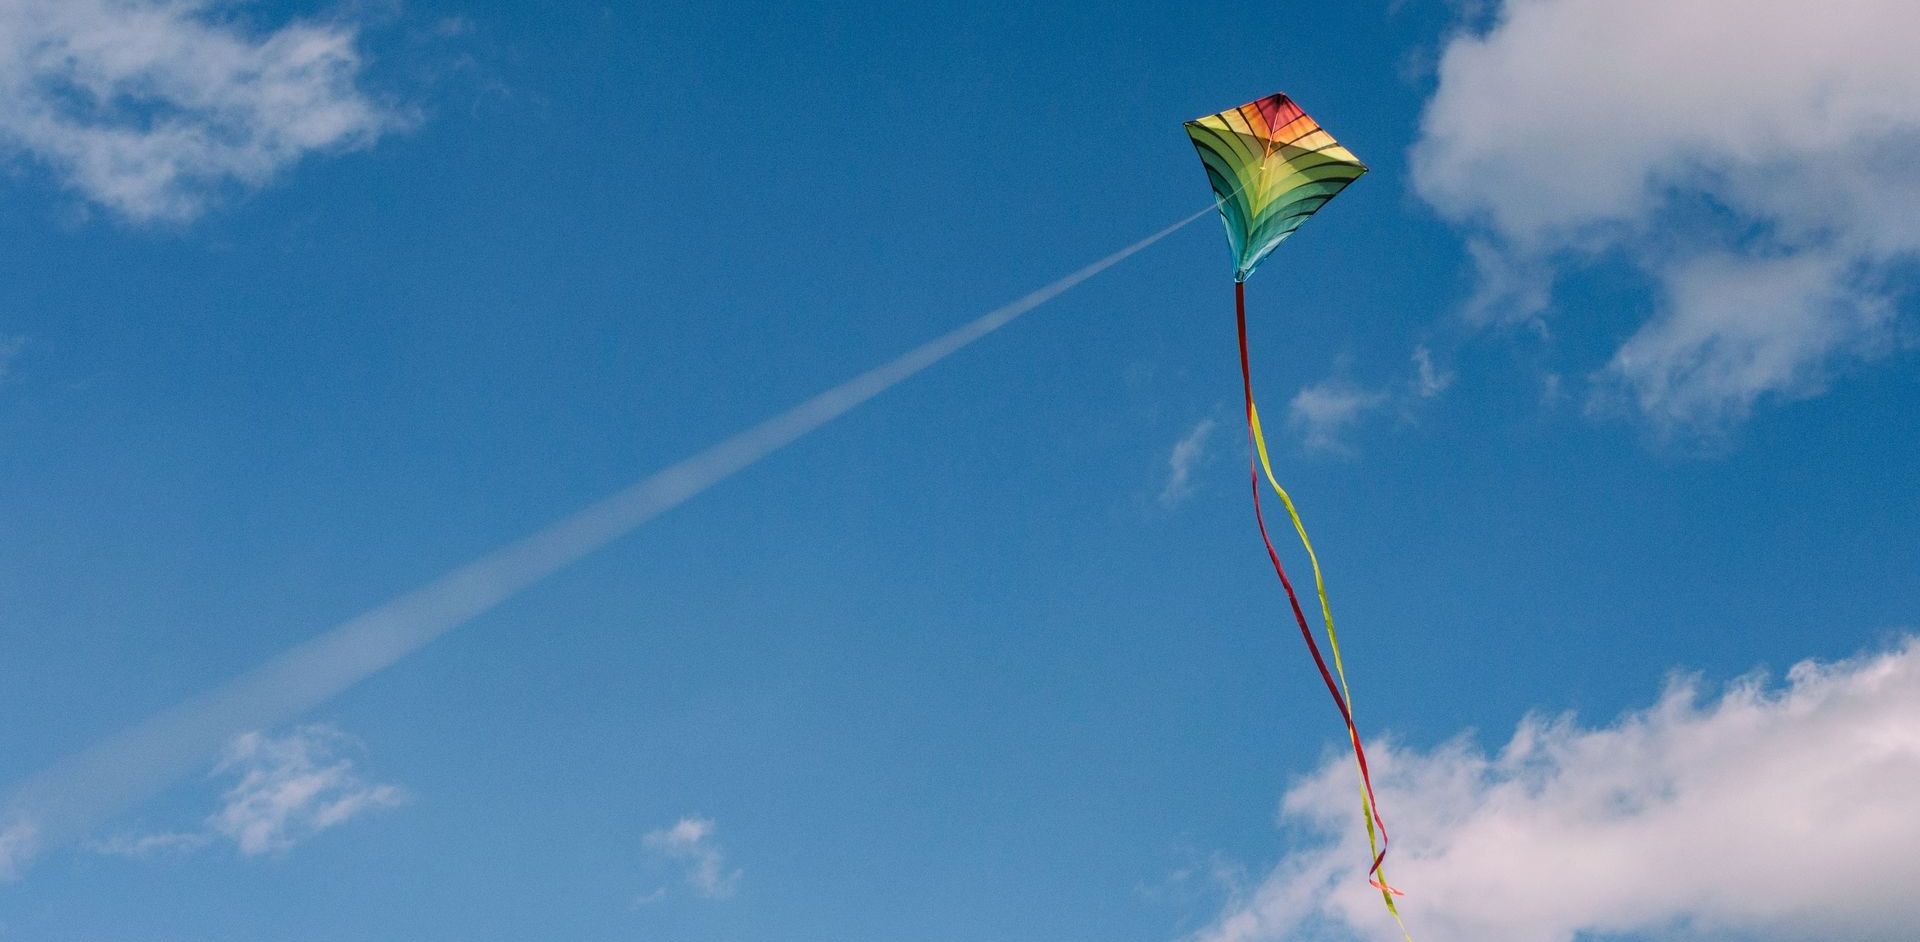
[1236,280,1410,940]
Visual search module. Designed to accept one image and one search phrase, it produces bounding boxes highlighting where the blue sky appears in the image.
[1,2,1918,940]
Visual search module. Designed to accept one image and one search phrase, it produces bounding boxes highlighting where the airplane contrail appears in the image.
[0,204,1216,877]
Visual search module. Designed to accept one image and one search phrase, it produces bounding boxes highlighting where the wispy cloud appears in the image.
[1269,349,1451,454]
[206,725,404,856]
[1185,637,1920,942]
[641,816,740,901]
[93,725,402,862]
[1599,251,1893,429]
[88,830,210,859]
[1139,846,1249,912]
[1414,0,1920,434]
[1411,346,1453,398]
[0,0,400,222]
[1287,382,1387,454]
[1160,418,1217,508]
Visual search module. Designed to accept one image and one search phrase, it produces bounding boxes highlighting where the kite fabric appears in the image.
[1185,93,1367,283]
[1185,92,1409,934]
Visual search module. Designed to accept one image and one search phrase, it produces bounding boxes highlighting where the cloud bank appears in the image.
[0,0,397,221]
[1187,636,1920,942]
[1414,0,1920,431]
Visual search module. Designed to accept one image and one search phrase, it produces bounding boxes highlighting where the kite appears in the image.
[1184,92,1408,932]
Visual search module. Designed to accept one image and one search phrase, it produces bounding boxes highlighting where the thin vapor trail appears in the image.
[0,204,1215,876]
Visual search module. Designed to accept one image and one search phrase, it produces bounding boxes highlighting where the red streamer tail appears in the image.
[1234,280,1401,897]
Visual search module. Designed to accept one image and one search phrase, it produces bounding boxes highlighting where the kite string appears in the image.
[1235,281,1412,938]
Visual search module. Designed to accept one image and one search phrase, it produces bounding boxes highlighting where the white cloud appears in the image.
[1160,418,1217,508]
[1414,0,1920,431]
[69,725,401,867]
[0,0,399,222]
[1603,250,1893,427]
[1539,371,1563,409]
[1256,352,1445,451]
[88,829,210,858]
[1410,346,1453,398]
[1185,636,1920,942]
[642,816,740,901]
[79,726,401,866]
[1287,382,1387,454]
[203,724,403,857]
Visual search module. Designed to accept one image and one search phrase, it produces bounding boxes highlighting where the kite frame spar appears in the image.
[1188,92,1411,936]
